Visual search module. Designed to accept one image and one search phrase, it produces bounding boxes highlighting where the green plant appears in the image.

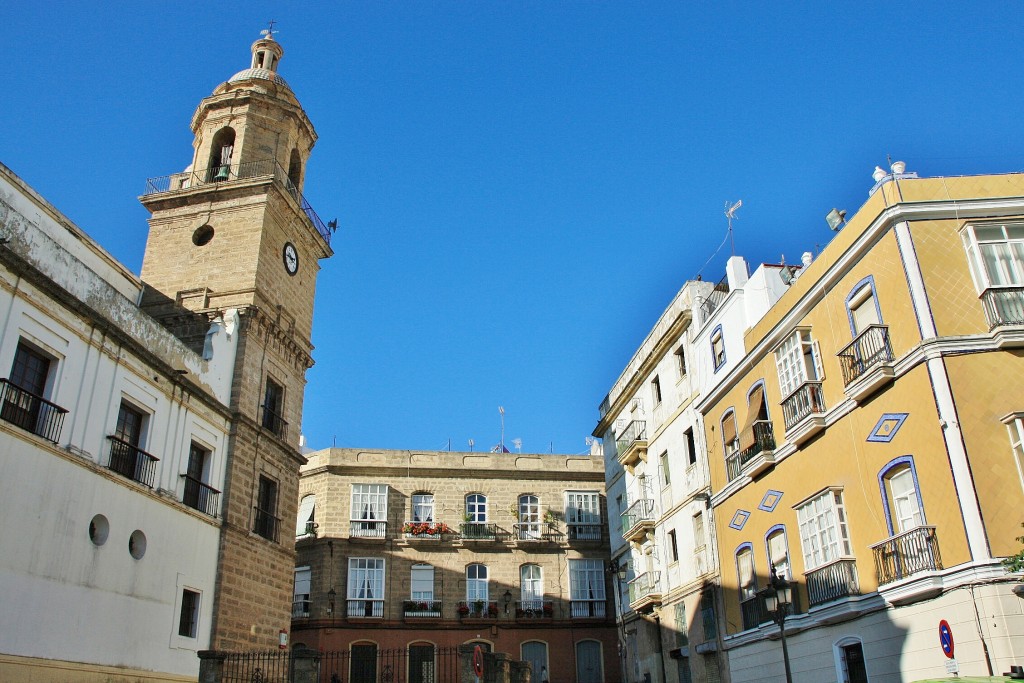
[1003,523,1024,573]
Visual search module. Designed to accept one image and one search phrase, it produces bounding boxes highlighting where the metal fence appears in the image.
[217,647,464,683]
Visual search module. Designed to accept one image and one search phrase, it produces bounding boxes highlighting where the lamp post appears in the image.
[608,559,629,683]
[760,568,793,683]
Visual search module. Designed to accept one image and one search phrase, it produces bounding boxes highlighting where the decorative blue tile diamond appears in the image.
[729,509,750,531]
[758,490,783,512]
[868,413,909,443]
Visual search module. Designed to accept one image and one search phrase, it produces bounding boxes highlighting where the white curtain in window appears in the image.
[767,531,790,580]
[569,560,606,601]
[347,558,383,600]
[351,484,387,521]
[889,468,924,532]
[466,564,488,601]
[520,564,543,607]
[566,492,600,524]
[412,494,434,522]
[737,548,755,599]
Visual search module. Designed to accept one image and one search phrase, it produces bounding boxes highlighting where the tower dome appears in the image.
[214,31,297,103]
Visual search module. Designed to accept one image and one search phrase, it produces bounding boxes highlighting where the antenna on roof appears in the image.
[499,406,505,453]
[725,200,742,255]
[468,438,475,452]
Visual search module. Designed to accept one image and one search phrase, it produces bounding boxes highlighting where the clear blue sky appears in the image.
[3,3,1022,454]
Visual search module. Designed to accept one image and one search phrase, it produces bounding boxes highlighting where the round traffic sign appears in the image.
[473,645,484,677]
[939,620,954,659]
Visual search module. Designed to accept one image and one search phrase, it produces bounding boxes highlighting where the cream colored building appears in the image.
[290,446,620,683]
[0,31,332,682]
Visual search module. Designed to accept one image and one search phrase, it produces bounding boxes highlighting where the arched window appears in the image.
[411,493,434,523]
[846,277,882,336]
[721,410,740,480]
[295,494,316,538]
[878,458,925,535]
[466,564,489,602]
[739,381,771,460]
[466,494,487,522]
[520,564,543,610]
[518,494,541,540]
[288,148,302,192]
[833,636,870,683]
[207,127,235,182]
[735,543,760,630]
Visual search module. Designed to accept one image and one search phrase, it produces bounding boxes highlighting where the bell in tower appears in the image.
[138,29,333,650]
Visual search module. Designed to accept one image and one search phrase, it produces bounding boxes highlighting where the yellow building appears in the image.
[699,164,1024,682]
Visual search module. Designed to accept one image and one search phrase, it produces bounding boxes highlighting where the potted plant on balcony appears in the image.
[473,599,486,617]
[542,602,553,617]
[457,603,470,617]
[487,602,498,618]
[402,521,452,537]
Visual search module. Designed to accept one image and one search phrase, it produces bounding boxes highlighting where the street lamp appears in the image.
[327,587,336,616]
[760,568,793,683]
[503,589,513,614]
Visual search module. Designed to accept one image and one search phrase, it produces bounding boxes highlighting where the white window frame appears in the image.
[171,574,202,650]
[411,493,434,523]
[565,491,601,525]
[774,329,824,397]
[962,222,1024,291]
[711,327,726,371]
[796,488,853,571]
[466,493,488,522]
[293,566,311,617]
[410,563,434,601]
[1003,413,1024,495]
[569,559,607,603]
[296,494,316,537]
[347,557,385,618]
[520,564,544,608]
[466,564,489,601]
[351,484,388,521]
[847,282,881,335]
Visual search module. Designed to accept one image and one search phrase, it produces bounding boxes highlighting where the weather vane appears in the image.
[261,19,278,40]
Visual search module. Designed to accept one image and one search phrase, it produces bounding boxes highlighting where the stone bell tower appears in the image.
[139,30,333,649]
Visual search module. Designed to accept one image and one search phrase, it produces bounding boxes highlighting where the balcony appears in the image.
[628,572,662,612]
[805,558,859,607]
[726,421,777,481]
[297,521,319,540]
[620,498,656,543]
[781,381,826,446]
[570,600,608,619]
[837,325,895,399]
[253,506,280,543]
[347,599,384,619]
[699,275,730,325]
[514,523,557,543]
[349,520,387,539]
[515,600,554,620]
[460,522,498,541]
[457,601,498,619]
[740,595,769,631]
[144,158,333,247]
[615,420,648,469]
[107,436,159,488]
[292,599,311,618]
[402,521,452,540]
[260,404,288,440]
[567,523,604,543]
[180,474,221,518]
[402,600,443,619]
[0,379,68,444]
[871,526,943,585]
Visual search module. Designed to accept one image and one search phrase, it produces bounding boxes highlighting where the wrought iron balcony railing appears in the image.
[260,405,288,439]
[0,379,68,443]
[837,325,894,386]
[253,506,280,542]
[620,498,655,539]
[699,275,730,325]
[347,599,384,618]
[567,523,603,541]
[726,420,776,480]
[457,601,498,619]
[515,600,554,619]
[143,158,332,247]
[806,558,859,607]
[460,522,498,540]
[871,525,942,585]
[513,523,552,541]
[349,520,387,539]
[781,381,826,430]
[292,599,311,618]
[107,436,159,488]
[402,600,443,618]
[980,286,1024,329]
[570,600,607,618]
[740,594,769,630]
[615,420,647,459]
[180,473,221,517]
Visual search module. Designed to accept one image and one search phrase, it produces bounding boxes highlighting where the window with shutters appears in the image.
[720,410,739,457]
[296,494,316,538]
[410,564,434,600]
[775,329,824,397]
[711,326,726,371]
[847,281,882,335]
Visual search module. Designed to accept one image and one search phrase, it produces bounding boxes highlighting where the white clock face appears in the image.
[283,243,298,275]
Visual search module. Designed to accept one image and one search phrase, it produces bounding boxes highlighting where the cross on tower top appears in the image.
[260,20,278,40]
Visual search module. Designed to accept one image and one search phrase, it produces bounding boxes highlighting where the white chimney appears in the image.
[872,166,887,182]
[801,252,813,268]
